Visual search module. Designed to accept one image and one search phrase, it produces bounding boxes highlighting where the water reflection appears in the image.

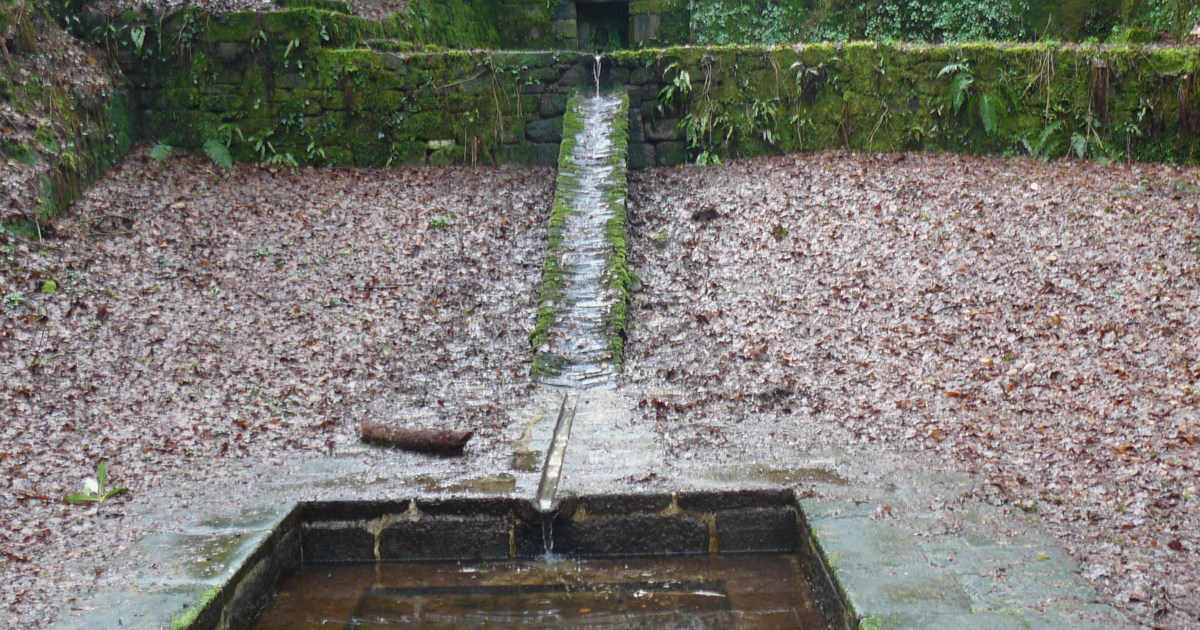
[251,554,828,629]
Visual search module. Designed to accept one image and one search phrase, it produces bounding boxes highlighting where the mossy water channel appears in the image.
[528,81,634,526]
[531,87,632,390]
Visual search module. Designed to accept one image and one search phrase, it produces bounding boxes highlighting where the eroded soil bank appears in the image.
[0,154,551,627]
[624,152,1200,630]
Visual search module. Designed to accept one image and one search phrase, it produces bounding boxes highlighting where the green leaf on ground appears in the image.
[150,143,173,163]
[204,140,233,168]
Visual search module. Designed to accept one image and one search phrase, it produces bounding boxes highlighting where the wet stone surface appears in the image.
[537,94,628,390]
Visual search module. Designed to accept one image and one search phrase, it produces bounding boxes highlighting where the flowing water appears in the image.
[249,555,829,629]
[592,54,602,97]
[539,92,626,391]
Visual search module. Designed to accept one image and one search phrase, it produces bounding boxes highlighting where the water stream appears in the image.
[539,92,625,391]
[533,58,626,546]
[592,54,602,97]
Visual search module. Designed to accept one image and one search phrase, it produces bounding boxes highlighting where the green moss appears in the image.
[427,144,463,166]
[859,615,885,630]
[400,0,502,49]
[600,92,631,367]
[531,350,567,379]
[2,140,37,164]
[168,586,221,630]
[3,70,137,232]
[528,93,582,377]
[275,0,354,15]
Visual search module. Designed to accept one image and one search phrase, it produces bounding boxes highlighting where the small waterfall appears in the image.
[538,95,626,391]
[540,510,555,557]
[592,54,602,97]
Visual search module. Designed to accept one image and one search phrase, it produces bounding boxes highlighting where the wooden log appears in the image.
[360,420,473,455]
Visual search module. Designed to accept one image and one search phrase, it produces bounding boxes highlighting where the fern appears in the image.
[937,62,968,77]
[949,74,973,113]
[1024,121,1064,160]
[1070,133,1087,159]
[150,143,172,164]
[203,139,233,168]
[978,93,999,135]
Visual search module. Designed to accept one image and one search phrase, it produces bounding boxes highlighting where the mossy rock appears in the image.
[386,140,427,165]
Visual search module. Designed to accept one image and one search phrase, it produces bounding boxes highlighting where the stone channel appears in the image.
[531,89,630,392]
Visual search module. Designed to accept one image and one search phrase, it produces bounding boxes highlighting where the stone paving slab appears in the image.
[558,389,666,494]
[859,612,1031,630]
[53,586,218,630]
[553,392,1134,630]
[801,489,1134,629]
[126,530,274,588]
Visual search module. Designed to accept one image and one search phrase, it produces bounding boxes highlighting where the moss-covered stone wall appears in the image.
[101,8,589,167]
[90,7,1200,169]
[613,42,1200,166]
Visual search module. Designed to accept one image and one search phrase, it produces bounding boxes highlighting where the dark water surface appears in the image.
[250,554,828,629]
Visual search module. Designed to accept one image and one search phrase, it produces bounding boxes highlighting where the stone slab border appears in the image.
[120,491,853,630]
[49,471,1136,630]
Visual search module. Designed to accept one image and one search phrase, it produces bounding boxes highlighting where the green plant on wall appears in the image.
[130,25,145,56]
[747,96,781,146]
[1022,120,1063,160]
[788,59,834,150]
[657,61,692,109]
[1070,113,1109,160]
[937,60,1006,140]
[659,57,737,165]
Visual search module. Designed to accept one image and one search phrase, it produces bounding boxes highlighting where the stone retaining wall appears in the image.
[107,24,1200,169]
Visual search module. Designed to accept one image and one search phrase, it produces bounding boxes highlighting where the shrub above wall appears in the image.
[686,0,1200,45]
